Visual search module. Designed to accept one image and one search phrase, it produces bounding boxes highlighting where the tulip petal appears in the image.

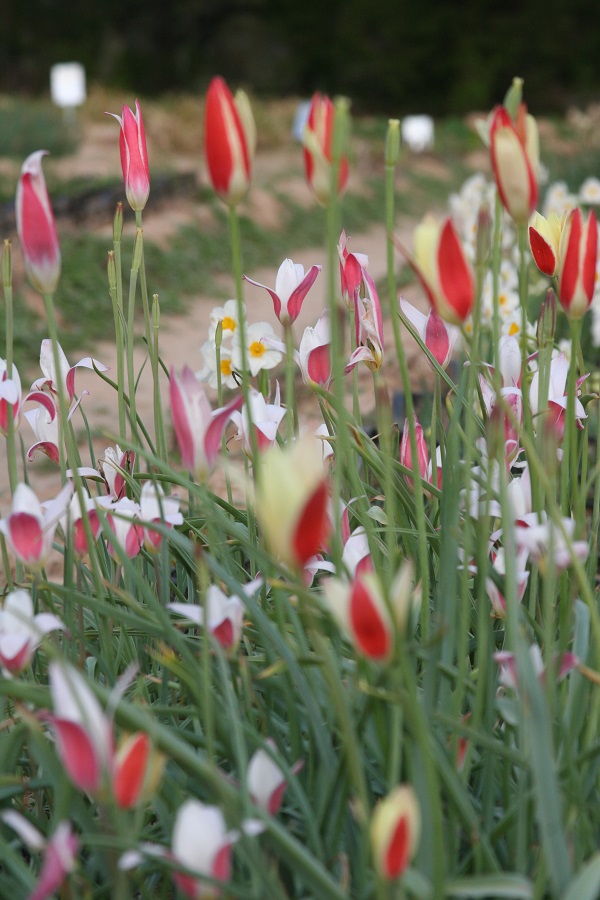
[292,479,330,566]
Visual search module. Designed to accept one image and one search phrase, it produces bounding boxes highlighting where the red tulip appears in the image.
[204,77,255,206]
[15,151,61,294]
[371,786,421,881]
[557,207,598,319]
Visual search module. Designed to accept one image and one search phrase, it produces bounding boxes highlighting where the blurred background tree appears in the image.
[1,0,599,114]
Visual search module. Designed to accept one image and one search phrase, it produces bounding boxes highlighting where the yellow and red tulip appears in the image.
[370,785,421,881]
[490,104,539,224]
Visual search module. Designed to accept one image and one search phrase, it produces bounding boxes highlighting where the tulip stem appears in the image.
[2,240,19,496]
[283,321,298,438]
[112,227,127,443]
[126,261,139,444]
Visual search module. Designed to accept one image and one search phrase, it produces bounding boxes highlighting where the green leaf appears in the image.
[445,873,533,898]
[563,853,600,900]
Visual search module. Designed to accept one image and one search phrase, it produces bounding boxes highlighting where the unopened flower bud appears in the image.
[107,251,117,291]
[152,293,160,329]
[536,288,556,350]
[2,239,12,290]
[132,227,143,272]
[113,201,123,243]
[475,202,492,268]
[503,77,524,119]
[386,119,401,168]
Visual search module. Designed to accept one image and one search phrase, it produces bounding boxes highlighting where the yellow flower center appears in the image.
[499,293,507,307]
[221,359,232,376]
[221,316,236,332]
[249,341,266,358]
[508,322,519,336]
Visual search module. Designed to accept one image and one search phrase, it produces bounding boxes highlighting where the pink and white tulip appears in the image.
[302,93,349,206]
[0,589,64,675]
[169,584,246,653]
[0,481,73,569]
[230,386,286,457]
[529,351,588,440]
[247,739,303,815]
[31,338,108,402]
[108,99,150,212]
[399,298,459,370]
[346,269,384,373]
[100,444,135,500]
[244,258,321,326]
[515,514,588,573]
[171,799,241,898]
[0,358,55,437]
[1,812,78,900]
[495,644,578,692]
[97,496,145,560]
[338,230,368,308]
[485,547,529,617]
[15,150,61,294]
[139,481,183,552]
[170,366,243,480]
[297,311,332,389]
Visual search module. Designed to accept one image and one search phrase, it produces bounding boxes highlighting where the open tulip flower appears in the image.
[399,298,459,370]
[204,76,256,206]
[244,257,322,326]
[256,434,331,570]
[0,481,73,569]
[168,583,247,653]
[107,99,150,212]
[230,385,286,457]
[31,338,108,402]
[15,150,61,294]
[1,812,79,900]
[97,496,145,560]
[0,589,65,675]
[0,358,56,438]
[529,351,588,440]
[139,481,183,552]
[489,103,539,224]
[370,785,421,881]
[170,366,243,480]
[99,444,135,500]
[400,215,475,325]
[303,92,349,206]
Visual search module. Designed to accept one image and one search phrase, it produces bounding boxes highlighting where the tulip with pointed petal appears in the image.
[32,338,108,401]
[1,812,78,900]
[489,104,539,224]
[230,386,286,457]
[0,482,73,569]
[169,583,246,653]
[107,99,150,212]
[139,481,183,552]
[204,77,256,206]
[345,269,385,373]
[0,589,64,675]
[15,150,61,294]
[297,311,332,389]
[399,298,459,370]
[247,739,303,815]
[244,258,321,326]
[170,366,243,480]
[171,799,241,899]
[398,216,475,325]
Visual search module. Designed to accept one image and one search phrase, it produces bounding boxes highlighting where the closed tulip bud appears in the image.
[113,201,123,242]
[557,207,598,319]
[204,77,255,206]
[2,239,12,289]
[490,104,539,224]
[108,100,150,212]
[107,251,117,291]
[303,93,349,206]
[256,435,331,570]
[400,216,474,325]
[386,119,401,167]
[370,785,421,881]
[529,211,562,277]
[16,151,61,295]
[323,570,394,662]
[113,732,165,809]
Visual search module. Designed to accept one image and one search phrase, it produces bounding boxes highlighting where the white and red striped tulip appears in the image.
[139,481,183,552]
[400,415,432,487]
[15,150,61,294]
[405,216,475,325]
[247,739,303,815]
[169,584,245,653]
[515,514,588,573]
[100,444,135,500]
[495,645,578,692]
[0,359,55,438]
[489,104,539,224]
[297,311,332,389]
[107,99,150,212]
[303,93,349,206]
[370,785,421,881]
[323,571,394,662]
[97,496,144,560]
[170,366,243,480]
[62,492,103,558]
[172,799,241,899]
[256,435,331,570]
[0,589,64,675]
[529,351,588,440]
[1,812,78,900]
[0,481,73,569]
[113,732,164,810]
[244,258,321,326]
[204,77,255,206]
[230,386,286,457]
[529,210,563,277]
[32,338,108,401]
[342,526,373,578]
[556,207,598,319]
[399,298,459,370]
[485,547,529,617]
